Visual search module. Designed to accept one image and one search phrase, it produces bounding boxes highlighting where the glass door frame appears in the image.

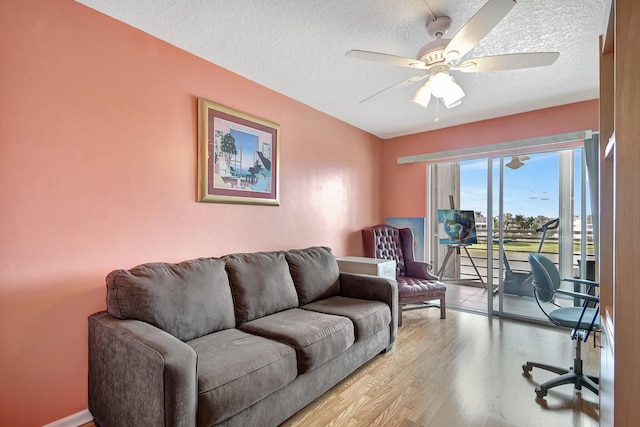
[489,149,574,320]
[426,132,598,322]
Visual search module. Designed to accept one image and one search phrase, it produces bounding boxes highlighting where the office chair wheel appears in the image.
[522,363,532,374]
[535,387,547,399]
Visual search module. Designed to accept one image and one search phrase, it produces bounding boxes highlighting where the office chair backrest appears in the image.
[528,253,561,302]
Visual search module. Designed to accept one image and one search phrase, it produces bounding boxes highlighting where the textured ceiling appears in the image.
[75,0,608,139]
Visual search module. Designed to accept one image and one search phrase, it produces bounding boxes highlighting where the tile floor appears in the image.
[444,281,576,321]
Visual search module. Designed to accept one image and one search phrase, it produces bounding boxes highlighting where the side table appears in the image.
[335,256,396,280]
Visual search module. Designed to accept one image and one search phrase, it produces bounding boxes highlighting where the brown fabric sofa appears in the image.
[88,247,397,427]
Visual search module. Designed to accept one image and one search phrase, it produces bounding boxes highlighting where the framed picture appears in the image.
[198,98,280,205]
[437,209,478,245]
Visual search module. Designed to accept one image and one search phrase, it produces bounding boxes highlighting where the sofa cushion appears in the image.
[106,258,234,341]
[239,308,354,374]
[188,329,297,426]
[224,251,299,324]
[285,246,340,305]
[302,296,391,341]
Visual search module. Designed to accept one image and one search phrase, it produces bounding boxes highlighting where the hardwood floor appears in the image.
[282,309,598,427]
[84,309,599,427]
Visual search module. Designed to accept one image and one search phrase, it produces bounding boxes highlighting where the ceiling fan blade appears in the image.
[346,50,427,70]
[359,75,427,104]
[453,52,560,72]
[443,0,516,62]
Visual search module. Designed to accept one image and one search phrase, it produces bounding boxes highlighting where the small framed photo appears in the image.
[197,98,280,205]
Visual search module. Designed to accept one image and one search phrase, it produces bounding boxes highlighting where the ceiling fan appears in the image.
[346,0,559,109]
[505,155,530,169]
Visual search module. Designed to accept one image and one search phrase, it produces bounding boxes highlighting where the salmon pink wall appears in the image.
[380,100,599,219]
[0,1,382,425]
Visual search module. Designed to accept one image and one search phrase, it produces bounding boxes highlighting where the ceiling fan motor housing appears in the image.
[418,16,453,65]
[416,38,450,65]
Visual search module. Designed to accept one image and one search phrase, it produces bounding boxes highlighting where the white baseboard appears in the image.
[42,409,93,427]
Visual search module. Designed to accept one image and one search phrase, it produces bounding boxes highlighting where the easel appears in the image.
[436,196,486,288]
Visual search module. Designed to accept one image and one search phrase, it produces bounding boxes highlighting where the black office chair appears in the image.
[522,253,600,398]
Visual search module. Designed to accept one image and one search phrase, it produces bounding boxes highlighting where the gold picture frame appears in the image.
[197,98,280,205]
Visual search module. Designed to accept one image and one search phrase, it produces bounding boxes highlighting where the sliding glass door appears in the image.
[428,144,594,323]
[494,152,560,320]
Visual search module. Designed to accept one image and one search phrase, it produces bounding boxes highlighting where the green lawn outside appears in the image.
[470,240,592,254]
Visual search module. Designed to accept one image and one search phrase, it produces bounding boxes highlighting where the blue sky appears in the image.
[460,151,586,218]
[231,129,259,173]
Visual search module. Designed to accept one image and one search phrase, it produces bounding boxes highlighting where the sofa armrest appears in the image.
[339,272,398,346]
[88,311,197,427]
[405,260,439,281]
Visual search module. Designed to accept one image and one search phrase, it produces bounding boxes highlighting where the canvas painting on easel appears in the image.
[437,210,477,245]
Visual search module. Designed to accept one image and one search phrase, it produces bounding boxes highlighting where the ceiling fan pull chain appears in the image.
[434,99,440,123]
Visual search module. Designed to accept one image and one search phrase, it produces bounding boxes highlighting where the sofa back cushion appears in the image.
[285,247,340,305]
[224,251,299,324]
[106,257,234,341]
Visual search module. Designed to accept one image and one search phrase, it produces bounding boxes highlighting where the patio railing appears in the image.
[441,228,595,286]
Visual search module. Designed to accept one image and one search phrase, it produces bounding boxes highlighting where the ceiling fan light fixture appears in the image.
[442,97,462,109]
[429,72,465,108]
[430,72,452,98]
[442,80,465,106]
[411,81,432,108]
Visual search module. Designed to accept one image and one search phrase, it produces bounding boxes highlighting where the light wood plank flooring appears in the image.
[84,309,599,426]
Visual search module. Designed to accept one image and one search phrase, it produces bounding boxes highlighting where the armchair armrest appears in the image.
[556,289,600,304]
[88,312,197,426]
[562,277,600,287]
[339,272,398,345]
[405,260,439,281]
[554,291,600,340]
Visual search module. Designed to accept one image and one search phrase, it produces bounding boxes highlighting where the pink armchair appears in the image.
[362,224,446,326]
